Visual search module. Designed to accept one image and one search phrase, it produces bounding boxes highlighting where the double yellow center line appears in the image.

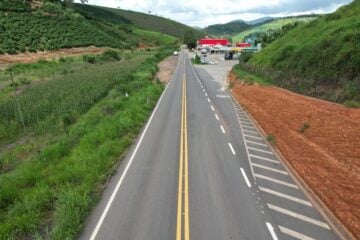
[176,73,190,240]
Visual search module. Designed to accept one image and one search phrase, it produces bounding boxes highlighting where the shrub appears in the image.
[266,134,276,145]
[239,52,253,63]
[83,55,96,64]
[299,122,310,133]
[100,50,121,61]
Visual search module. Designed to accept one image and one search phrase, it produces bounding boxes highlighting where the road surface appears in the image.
[79,50,342,240]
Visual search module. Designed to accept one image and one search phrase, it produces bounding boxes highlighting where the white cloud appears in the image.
[81,0,353,27]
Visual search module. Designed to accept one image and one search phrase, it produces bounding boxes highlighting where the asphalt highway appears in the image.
[79,50,342,240]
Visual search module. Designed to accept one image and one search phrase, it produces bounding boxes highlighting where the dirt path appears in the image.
[156,55,179,83]
[0,46,107,68]
[229,73,360,239]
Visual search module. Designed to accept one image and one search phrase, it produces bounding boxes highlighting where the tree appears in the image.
[183,30,196,49]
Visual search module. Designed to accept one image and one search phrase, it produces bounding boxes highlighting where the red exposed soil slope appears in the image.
[229,72,360,239]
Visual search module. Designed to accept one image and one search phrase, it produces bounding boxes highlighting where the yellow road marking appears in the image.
[176,72,190,240]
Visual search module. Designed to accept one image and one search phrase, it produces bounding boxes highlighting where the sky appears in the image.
[80,0,354,27]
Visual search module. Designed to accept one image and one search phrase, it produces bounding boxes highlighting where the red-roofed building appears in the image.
[198,38,229,47]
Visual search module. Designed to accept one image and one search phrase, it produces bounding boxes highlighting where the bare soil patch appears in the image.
[229,72,360,239]
[0,46,107,67]
[156,55,178,83]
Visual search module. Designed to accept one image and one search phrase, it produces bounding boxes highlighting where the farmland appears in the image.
[0,1,177,54]
[0,47,173,239]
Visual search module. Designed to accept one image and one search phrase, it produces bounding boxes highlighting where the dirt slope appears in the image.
[229,73,360,239]
[0,46,107,67]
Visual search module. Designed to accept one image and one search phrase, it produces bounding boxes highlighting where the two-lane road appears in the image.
[79,50,342,240]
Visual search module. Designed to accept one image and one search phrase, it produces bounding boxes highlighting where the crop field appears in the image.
[232,17,316,42]
[0,47,172,239]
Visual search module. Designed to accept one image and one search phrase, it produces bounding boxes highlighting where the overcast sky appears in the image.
[81,0,353,27]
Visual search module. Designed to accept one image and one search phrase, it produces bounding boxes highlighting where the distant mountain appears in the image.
[230,17,274,25]
[203,21,250,37]
[247,17,274,25]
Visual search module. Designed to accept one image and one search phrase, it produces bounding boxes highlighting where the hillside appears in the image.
[232,17,316,42]
[74,4,206,40]
[240,0,360,105]
[0,1,178,54]
[203,21,250,37]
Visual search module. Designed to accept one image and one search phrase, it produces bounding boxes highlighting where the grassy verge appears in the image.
[0,48,171,239]
[232,64,273,85]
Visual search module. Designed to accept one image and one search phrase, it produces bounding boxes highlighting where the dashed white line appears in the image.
[211,105,215,111]
[259,187,312,206]
[252,163,288,175]
[215,114,219,120]
[266,222,278,240]
[228,143,236,155]
[267,204,330,229]
[279,226,316,240]
[203,89,205,92]
[248,146,274,155]
[205,93,208,97]
[254,174,299,189]
[220,125,226,134]
[249,154,280,164]
[240,168,252,188]
[207,98,211,103]
[246,140,268,147]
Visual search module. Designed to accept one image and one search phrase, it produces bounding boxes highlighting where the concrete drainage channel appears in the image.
[227,94,342,240]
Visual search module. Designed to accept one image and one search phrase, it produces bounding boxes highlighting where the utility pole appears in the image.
[9,69,27,134]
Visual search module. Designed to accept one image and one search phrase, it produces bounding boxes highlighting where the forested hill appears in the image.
[203,21,250,37]
[241,0,360,105]
[0,0,186,54]
[73,4,207,40]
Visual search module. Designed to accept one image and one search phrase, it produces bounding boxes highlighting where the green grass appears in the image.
[232,17,315,42]
[232,64,272,85]
[0,48,171,239]
[243,1,360,104]
[0,51,150,143]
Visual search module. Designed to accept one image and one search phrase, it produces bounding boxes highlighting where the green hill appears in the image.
[74,4,206,40]
[203,21,250,37]
[0,1,179,54]
[232,17,315,42]
[236,1,360,105]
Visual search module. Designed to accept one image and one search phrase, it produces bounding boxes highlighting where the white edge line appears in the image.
[220,125,226,134]
[89,73,171,240]
[240,168,251,188]
[228,143,236,155]
[266,222,279,240]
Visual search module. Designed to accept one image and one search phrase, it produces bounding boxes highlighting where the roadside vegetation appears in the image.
[232,1,360,106]
[232,17,316,43]
[0,47,173,239]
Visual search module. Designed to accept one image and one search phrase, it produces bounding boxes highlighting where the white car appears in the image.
[173,51,178,56]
